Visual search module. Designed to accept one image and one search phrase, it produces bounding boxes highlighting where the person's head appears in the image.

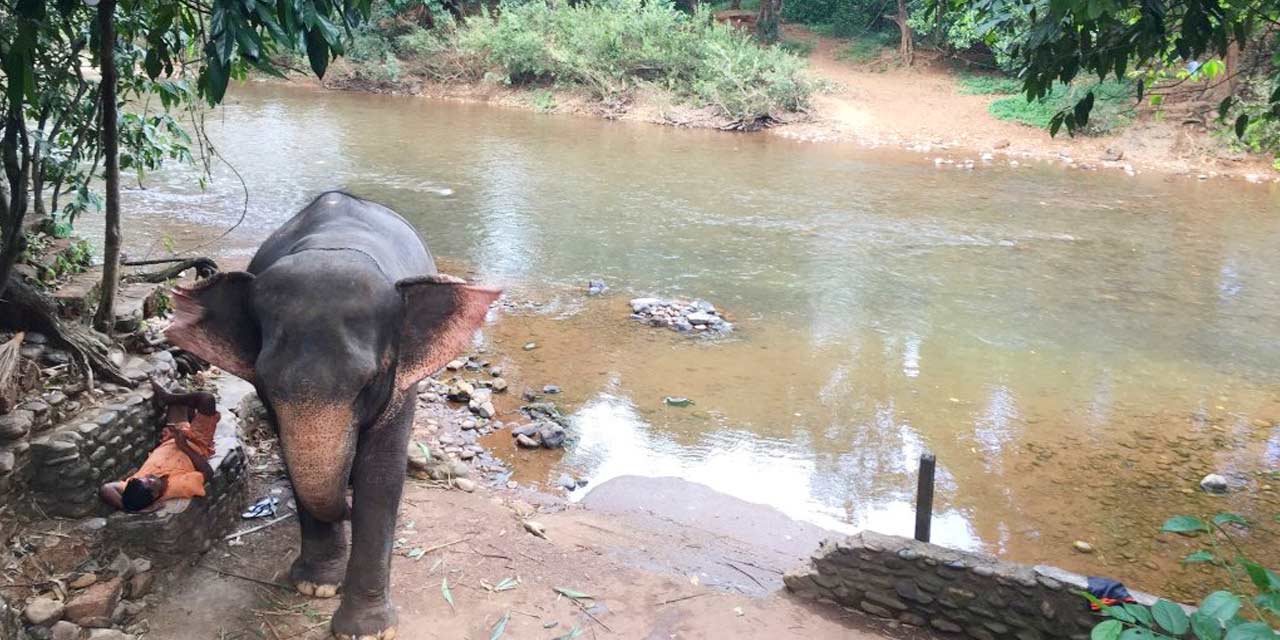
[120,475,166,512]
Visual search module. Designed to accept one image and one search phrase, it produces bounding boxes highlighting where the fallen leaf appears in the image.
[552,627,584,640]
[406,547,426,560]
[494,577,519,592]
[442,577,455,611]
[416,441,433,461]
[490,611,509,640]
[554,587,592,600]
[523,520,548,539]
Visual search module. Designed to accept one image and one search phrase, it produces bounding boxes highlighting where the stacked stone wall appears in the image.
[785,531,1165,640]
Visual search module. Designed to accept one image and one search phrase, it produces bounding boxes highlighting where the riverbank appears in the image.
[316,22,1279,183]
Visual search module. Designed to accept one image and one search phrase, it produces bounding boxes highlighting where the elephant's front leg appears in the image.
[331,394,413,640]
[289,510,347,598]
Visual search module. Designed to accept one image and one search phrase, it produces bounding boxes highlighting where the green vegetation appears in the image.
[836,32,898,64]
[961,77,1136,134]
[956,75,1023,96]
[346,0,817,124]
[1088,513,1279,640]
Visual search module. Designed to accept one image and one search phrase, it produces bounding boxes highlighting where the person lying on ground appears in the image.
[99,381,220,513]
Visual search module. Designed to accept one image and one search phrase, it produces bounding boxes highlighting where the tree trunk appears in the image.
[93,0,122,335]
[896,0,913,66]
[756,0,781,44]
[0,110,31,303]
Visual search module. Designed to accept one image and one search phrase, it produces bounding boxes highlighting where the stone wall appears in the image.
[784,531,1162,640]
[105,444,248,556]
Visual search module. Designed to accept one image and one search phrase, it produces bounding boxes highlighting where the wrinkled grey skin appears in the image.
[168,191,498,639]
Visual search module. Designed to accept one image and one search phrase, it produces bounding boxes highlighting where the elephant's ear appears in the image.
[394,274,501,394]
[165,271,260,382]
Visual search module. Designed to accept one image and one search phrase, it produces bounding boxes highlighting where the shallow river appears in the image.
[111,81,1280,598]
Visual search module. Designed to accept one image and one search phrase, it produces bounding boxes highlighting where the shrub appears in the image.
[956,74,1023,95]
[457,0,816,122]
[836,31,898,64]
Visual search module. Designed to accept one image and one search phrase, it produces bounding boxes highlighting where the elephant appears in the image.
[166,191,500,639]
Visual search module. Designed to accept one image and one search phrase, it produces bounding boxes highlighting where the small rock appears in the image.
[1102,147,1125,162]
[0,450,14,475]
[993,139,1010,149]
[445,359,464,371]
[522,342,538,351]
[86,630,130,640]
[664,397,693,407]
[476,402,496,419]
[107,551,133,579]
[515,434,540,449]
[23,597,65,626]
[453,478,477,492]
[542,385,561,395]
[538,424,566,449]
[629,298,663,313]
[1200,474,1229,494]
[129,558,151,575]
[521,389,540,402]
[523,520,548,539]
[126,572,154,599]
[558,474,577,490]
[1073,541,1094,554]
[586,280,607,296]
[69,573,98,590]
[492,378,508,392]
[0,410,33,441]
[64,578,123,626]
[50,621,82,640]
[686,311,716,325]
[460,419,478,431]
[489,366,504,377]
[511,423,540,438]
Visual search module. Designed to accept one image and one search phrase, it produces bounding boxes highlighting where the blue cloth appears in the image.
[1087,577,1134,601]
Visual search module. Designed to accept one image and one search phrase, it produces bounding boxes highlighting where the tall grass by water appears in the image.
[347,0,817,124]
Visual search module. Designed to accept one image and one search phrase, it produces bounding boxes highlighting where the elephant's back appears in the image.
[249,191,436,281]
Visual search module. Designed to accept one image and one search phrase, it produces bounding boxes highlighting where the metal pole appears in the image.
[915,452,936,543]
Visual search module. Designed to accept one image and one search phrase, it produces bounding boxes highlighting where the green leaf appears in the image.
[1213,514,1248,527]
[1242,560,1280,592]
[442,576,455,610]
[1183,550,1217,564]
[1200,592,1242,624]
[1224,622,1276,640]
[1123,604,1154,628]
[1218,97,1235,120]
[1191,612,1224,640]
[1108,603,1137,624]
[415,441,433,461]
[1162,516,1210,535]
[1255,593,1280,616]
[1153,600,1189,636]
[1235,114,1249,139]
[1120,628,1155,640]
[1093,619,1124,640]
[490,612,509,640]
[305,28,330,78]
[552,627,584,640]
[554,587,592,600]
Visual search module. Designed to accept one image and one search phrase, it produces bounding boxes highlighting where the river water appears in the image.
[111,81,1280,598]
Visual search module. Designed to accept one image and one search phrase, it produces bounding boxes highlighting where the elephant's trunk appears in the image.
[274,402,358,522]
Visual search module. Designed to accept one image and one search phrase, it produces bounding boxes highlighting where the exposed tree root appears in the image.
[0,277,132,388]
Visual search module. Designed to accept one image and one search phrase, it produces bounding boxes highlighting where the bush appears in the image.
[836,31,898,63]
[457,0,816,121]
[783,0,888,37]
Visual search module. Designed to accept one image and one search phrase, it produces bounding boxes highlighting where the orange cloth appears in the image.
[127,411,220,501]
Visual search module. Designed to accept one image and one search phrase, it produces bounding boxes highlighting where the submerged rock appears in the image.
[1200,474,1229,494]
[587,280,607,296]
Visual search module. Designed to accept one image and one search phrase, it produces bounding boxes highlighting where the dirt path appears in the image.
[144,474,913,639]
[773,25,1277,180]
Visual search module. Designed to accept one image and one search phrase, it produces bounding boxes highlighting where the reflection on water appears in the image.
[106,81,1280,598]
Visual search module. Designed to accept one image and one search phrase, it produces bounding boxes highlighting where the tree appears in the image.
[757,0,783,43]
[894,0,913,66]
[93,0,122,334]
[937,0,1280,135]
[0,0,374,374]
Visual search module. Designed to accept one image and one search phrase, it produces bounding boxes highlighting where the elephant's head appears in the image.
[164,263,499,519]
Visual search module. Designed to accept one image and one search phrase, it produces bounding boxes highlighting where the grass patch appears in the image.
[987,80,1135,134]
[956,74,1023,95]
[455,0,816,122]
[780,37,817,57]
[708,0,761,11]
[835,31,897,64]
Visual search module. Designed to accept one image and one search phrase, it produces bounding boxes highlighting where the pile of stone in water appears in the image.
[511,402,569,450]
[629,297,733,334]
